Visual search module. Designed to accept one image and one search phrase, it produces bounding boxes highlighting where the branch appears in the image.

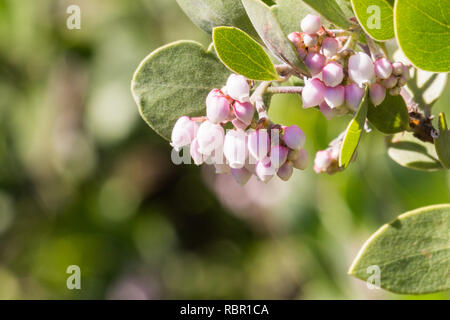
[267,86,303,94]
[250,81,272,119]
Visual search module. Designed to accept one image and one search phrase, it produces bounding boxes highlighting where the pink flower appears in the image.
[247,130,270,161]
[314,150,332,173]
[345,83,365,111]
[255,157,275,183]
[223,129,248,169]
[303,33,318,47]
[321,37,339,57]
[283,125,305,150]
[226,74,249,102]
[374,58,393,80]
[206,89,232,124]
[302,78,326,108]
[322,62,344,88]
[369,83,386,106]
[233,101,255,125]
[170,116,198,151]
[348,52,375,87]
[324,85,345,108]
[301,14,322,34]
[305,52,326,75]
[288,32,302,47]
[190,138,204,166]
[196,120,224,156]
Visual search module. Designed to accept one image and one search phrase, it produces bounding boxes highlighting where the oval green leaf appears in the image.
[176,0,259,38]
[131,41,229,140]
[435,113,450,169]
[339,87,369,168]
[387,132,443,171]
[367,93,410,134]
[351,0,395,41]
[349,204,450,294]
[241,0,310,76]
[213,27,279,80]
[394,0,450,72]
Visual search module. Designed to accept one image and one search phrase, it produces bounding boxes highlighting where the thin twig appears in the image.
[250,81,272,119]
[267,86,303,94]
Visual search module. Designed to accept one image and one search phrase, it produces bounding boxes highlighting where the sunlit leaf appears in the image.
[351,0,395,41]
[349,204,450,294]
[394,0,450,72]
[367,93,409,134]
[213,27,279,80]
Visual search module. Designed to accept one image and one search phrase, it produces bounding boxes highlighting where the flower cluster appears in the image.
[170,74,309,185]
[288,14,410,119]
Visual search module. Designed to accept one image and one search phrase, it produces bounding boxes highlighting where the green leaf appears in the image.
[339,87,369,168]
[367,93,409,134]
[435,113,450,169]
[213,27,279,80]
[131,41,229,140]
[349,204,450,294]
[351,0,395,41]
[175,0,259,38]
[387,132,443,171]
[273,0,353,37]
[241,0,310,76]
[394,0,450,72]
[302,0,353,29]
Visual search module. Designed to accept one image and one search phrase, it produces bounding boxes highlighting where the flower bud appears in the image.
[389,87,401,96]
[369,83,386,106]
[321,37,339,57]
[226,74,250,102]
[305,52,326,75]
[322,62,344,87]
[293,148,308,170]
[302,78,326,108]
[288,32,302,47]
[381,75,398,89]
[255,157,275,183]
[314,150,332,174]
[303,33,318,47]
[197,120,224,156]
[231,167,252,186]
[248,129,270,161]
[190,138,204,166]
[374,58,393,80]
[270,145,289,169]
[287,149,299,161]
[170,116,199,151]
[277,161,294,181]
[223,129,247,169]
[325,85,345,108]
[348,52,375,87]
[206,89,232,124]
[283,125,306,150]
[392,62,404,76]
[345,83,365,111]
[301,14,322,34]
[233,101,255,125]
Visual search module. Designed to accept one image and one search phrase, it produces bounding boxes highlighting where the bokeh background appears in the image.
[0,0,448,299]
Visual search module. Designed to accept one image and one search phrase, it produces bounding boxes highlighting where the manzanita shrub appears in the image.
[132,0,450,295]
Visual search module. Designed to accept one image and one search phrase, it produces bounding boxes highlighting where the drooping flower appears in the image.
[348,52,375,87]
[170,116,198,151]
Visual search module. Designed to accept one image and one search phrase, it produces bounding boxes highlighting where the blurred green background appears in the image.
[0,0,448,299]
